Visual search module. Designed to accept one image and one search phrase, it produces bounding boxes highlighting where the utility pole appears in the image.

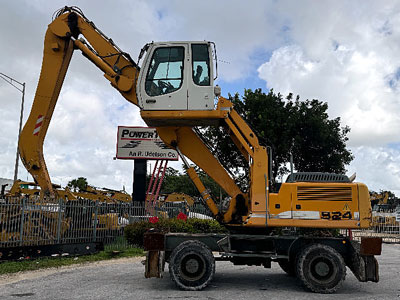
[0,73,25,183]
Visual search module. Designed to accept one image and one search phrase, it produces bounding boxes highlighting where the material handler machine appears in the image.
[19,6,381,293]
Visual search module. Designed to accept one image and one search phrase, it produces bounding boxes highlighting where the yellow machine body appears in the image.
[246,182,370,228]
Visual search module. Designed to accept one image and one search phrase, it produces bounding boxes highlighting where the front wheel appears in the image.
[297,244,346,293]
[169,240,215,291]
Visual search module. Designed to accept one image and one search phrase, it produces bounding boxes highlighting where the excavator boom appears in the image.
[19,7,140,196]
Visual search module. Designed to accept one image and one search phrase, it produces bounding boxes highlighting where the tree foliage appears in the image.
[67,177,88,192]
[386,191,400,208]
[202,89,353,185]
[159,167,226,201]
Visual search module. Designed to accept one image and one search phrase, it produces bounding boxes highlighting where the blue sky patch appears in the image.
[387,67,400,90]
[218,76,268,97]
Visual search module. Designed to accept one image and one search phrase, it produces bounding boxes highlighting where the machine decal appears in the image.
[273,211,291,219]
[272,211,321,220]
[292,211,320,220]
[33,115,44,136]
[249,213,266,218]
[321,211,352,220]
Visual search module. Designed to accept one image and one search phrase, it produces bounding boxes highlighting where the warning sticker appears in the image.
[343,203,351,211]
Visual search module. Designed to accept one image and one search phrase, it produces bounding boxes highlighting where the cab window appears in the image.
[192,44,210,86]
[145,47,184,96]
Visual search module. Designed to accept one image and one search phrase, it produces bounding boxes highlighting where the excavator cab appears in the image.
[137,42,216,111]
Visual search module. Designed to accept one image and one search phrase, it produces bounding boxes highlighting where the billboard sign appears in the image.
[116,126,178,160]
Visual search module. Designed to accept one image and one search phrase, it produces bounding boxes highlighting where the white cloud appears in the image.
[258,44,400,146]
[348,146,400,195]
[256,1,400,194]
[154,0,287,81]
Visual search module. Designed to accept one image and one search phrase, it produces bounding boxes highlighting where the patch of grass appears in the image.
[0,247,144,275]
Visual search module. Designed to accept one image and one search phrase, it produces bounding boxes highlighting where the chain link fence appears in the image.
[0,196,212,249]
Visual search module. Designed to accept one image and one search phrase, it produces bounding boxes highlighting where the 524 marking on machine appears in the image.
[321,211,352,220]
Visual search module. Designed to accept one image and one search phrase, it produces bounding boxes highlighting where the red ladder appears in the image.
[145,160,168,215]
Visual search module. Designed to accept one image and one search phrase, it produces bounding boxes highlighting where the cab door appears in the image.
[188,43,214,110]
[138,44,188,110]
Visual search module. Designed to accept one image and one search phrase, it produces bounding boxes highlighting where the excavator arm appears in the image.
[19,7,140,197]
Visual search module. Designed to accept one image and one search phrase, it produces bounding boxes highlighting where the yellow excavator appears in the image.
[6,180,75,201]
[18,6,381,293]
[162,193,195,206]
[7,180,131,203]
[73,186,132,203]
[19,6,371,230]
[155,193,194,218]
[370,191,397,231]
[1,180,128,244]
[370,191,389,210]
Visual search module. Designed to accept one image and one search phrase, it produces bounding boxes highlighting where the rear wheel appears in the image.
[297,244,346,293]
[169,240,215,291]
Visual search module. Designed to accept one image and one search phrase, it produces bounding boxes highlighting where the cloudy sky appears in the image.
[1,0,399,195]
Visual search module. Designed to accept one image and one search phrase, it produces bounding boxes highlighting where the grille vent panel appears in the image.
[297,186,353,201]
[287,172,350,183]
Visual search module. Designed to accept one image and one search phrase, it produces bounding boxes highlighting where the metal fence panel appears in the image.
[0,197,214,249]
[344,209,400,243]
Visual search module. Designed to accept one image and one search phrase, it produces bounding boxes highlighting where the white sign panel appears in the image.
[116,126,178,160]
[396,211,400,222]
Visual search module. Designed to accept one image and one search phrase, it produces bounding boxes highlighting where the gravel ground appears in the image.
[0,244,399,300]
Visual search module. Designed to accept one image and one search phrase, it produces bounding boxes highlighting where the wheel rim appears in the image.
[180,253,206,282]
[309,257,335,282]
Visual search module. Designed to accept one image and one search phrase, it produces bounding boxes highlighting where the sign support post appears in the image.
[133,159,147,203]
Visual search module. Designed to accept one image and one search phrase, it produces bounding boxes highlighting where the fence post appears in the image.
[19,197,26,246]
[93,200,99,242]
[56,198,63,244]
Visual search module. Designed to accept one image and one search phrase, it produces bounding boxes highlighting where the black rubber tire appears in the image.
[169,240,215,291]
[296,244,346,294]
[278,259,296,277]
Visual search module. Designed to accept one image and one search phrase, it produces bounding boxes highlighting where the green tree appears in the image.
[67,177,88,192]
[386,191,400,208]
[287,94,353,174]
[202,89,353,186]
[159,167,226,202]
[159,167,196,195]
